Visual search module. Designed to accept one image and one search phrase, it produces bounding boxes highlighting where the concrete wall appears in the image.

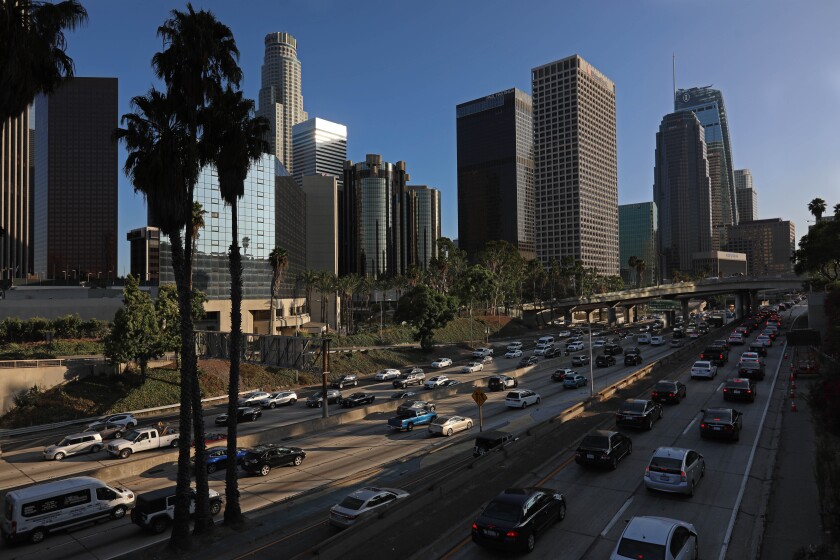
[0,362,117,414]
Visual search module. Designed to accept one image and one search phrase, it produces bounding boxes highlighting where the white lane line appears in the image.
[601,496,634,537]
[715,381,724,393]
[682,414,699,436]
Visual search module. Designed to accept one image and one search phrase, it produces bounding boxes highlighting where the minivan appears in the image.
[1,476,135,544]
[536,336,554,347]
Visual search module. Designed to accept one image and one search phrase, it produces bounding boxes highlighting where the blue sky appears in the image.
[61,0,840,275]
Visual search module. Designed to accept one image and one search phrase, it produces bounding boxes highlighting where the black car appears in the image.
[738,360,766,380]
[575,430,632,470]
[603,344,623,356]
[571,355,590,367]
[595,354,616,368]
[241,444,306,476]
[723,378,757,402]
[488,375,518,391]
[471,488,566,553]
[700,345,729,366]
[341,392,376,407]
[672,327,685,339]
[700,408,743,441]
[331,375,358,389]
[215,406,262,426]
[517,355,539,368]
[390,391,416,400]
[306,389,343,408]
[624,346,641,356]
[543,346,560,359]
[651,380,686,404]
[624,353,643,366]
[615,398,663,430]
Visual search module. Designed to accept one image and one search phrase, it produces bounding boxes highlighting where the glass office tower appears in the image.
[406,185,441,270]
[619,202,658,287]
[292,117,346,188]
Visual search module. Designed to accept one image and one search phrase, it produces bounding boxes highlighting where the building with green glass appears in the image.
[619,202,658,287]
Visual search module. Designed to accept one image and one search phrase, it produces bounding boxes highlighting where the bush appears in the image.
[13,385,42,408]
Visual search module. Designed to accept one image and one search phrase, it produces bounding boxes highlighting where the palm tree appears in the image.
[0,0,88,123]
[834,203,840,220]
[634,259,646,289]
[298,270,317,315]
[335,274,357,335]
[627,256,638,288]
[314,271,336,329]
[189,201,206,288]
[808,198,827,222]
[268,247,289,336]
[205,86,269,526]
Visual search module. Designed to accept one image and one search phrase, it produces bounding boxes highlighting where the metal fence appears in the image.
[194,331,317,370]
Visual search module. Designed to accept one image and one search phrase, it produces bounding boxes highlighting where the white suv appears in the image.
[505,389,541,409]
[506,341,523,352]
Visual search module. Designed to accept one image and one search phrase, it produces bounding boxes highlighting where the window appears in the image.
[670,526,691,556]
[96,487,117,501]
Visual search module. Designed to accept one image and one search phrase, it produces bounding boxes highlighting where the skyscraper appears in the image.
[532,55,618,275]
[292,118,347,188]
[675,86,738,242]
[724,218,795,275]
[34,77,118,281]
[1,111,31,279]
[406,185,441,270]
[653,111,713,276]
[619,202,658,287]
[734,169,758,222]
[456,88,534,260]
[257,32,307,172]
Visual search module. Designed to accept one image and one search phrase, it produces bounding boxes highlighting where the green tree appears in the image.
[478,240,523,315]
[156,284,207,365]
[428,237,467,294]
[268,247,288,337]
[627,256,638,288]
[298,270,318,315]
[0,0,88,122]
[314,271,337,329]
[394,285,457,351]
[104,275,160,383]
[336,273,360,335]
[634,259,646,288]
[808,197,827,222]
[793,218,840,288]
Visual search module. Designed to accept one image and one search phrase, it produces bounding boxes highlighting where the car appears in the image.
[461,361,484,373]
[595,354,616,368]
[651,380,687,404]
[471,487,566,553]
[755,334,772,347]
[98,413,137,429]
[506,341,523,351]
[429,415,473,436]
[237,391,271,406]
[670,337,685,347]
[563,373,588,389]
[195,446,248,474]
[505,389,540,409]
[616,398,663,430]
[699,407,743,441]
[738,359,766,380]
[329,487,410,529]
[472,347,494,358]
[306,389,342,407]
[374,368,401,381]
[543,346,561,358]
[566,341,585,352]
[603,343,624,355]
[258,391,298,408]
[505,349,523,358]
[341,392,376,407]
[723,378,757,402]
[241,444,306,476]
[637,333,652,344]
[192,432,226,447]
[215,406,262,426]
[690,360,717,379]
[517,355,539,368]
[728,333,745,345]
[700,345,729,366]
[534,343,554,356]
[593,338,607,348]
[672,327,685,339]
[571,354,590,366]
[488,375,518,391]
[331,374,358,389]
[644,447,706,496]
[84,421,128,440]
[403,366,425,376]
[557,330,571,338]
[440,379,461,387]
[610,516,698,560]
[576,430,632,469]
[739,351,760,362]
[431,357,452,368]
[551,368,576,382]
[650,335,665,346]
[481,355,494,364]
[624,352,643,366]
[393,371,425,388]
[131,486,222,534]
[390,391,417,400]
[397,400,436,415]
[424,375,449,389]
[43,432,104,461]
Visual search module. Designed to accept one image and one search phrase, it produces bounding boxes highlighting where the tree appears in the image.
[394,285,457,351]
[634,259,646,289]
[189,202,206,286]
[314,271,336,329]
[808,198,827,222]
[104,275,160,383]
[834,203,840,220]
[268,247,288,336]
[627,256,638,288]
[477,240,523,316]
[0,0,88,123]
[298,270,317,315]
[428,237,467,294]
[156,284,207,367]
[336,273,360,335]
[793,218,840,288]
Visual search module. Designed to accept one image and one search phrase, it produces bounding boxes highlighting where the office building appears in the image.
[275,171,307,299]
[1,111,31,279]
[691,250,747,277]
[127,226,160,283]
[532,55,618,275]
[619,202,658,288]
[734,169,758,222]
[724,218,795,275]
[456,88,534,260]
[257,32,308,172]
[292,118,346,188]
[34,77,118,281]
[303,174,339,275]
[406,185,441,270]
[653,111,713,278]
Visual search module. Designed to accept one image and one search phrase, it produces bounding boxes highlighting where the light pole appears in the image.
[62,270,67,281]
[108,270,113,286]
[87,273,92,283]
[588,322,594,398]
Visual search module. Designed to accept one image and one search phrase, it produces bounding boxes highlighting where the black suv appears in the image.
[471,488,566,553]
[131,486,222,534]
[700,345,729,366]
[624,352,643,366]
[603,344,623,356]
[575,430,632,470]
[306,389,342,408]
[595,354,616,368]
[241,444,306,476]
[393,372,425,388]
[615,399,663,430]
[488,375,518,391]
[215,406,262,426]
[331,374,358,389]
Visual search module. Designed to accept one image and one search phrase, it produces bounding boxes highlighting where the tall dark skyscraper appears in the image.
[653,111,713,276]
[0,111,31,279]
[34,77,118,280]
[456,88,534,260]
[675,86,738,246]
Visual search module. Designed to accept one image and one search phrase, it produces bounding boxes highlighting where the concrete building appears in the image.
[691,250,747,277]
[34,77,118,282]
[456,88,534,260]
[127,226,160,284]
[654,111,713,278]
[532,55,618,275]
[303,174,339,275]
[619,202,658,288]
[257,32,308,172]
[724,218,796,275]
[292,118,346,189]
[406,185,441,270]
[734,169,758,222]
[0,110,31,280]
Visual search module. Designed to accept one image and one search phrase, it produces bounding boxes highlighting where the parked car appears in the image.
[723,378,757,402]
[215,406,262,426]
[428,415,473,436]
[505,349,523,358]
[84,421,128,440]
[424,375,449,389]
[563,373,588,389]
[690,360,718,380]
[644,447,705,496]
[238,391,271,406]
[461,361,484,373]
[341,392,376,407]
[374,369,401,381]
[331,374,358,389]
[258,391,297,408]
[505,389,540,409]
[488,375,518,391]
[471,488,566,553]
[306,389,342,408]
[699,408,743,441]
[240,444,306,476]
[624,352,643,366]
[595,354,616,368]
[615,399,663,430]
[43,432,104,461]
[610,516,698,560]
[551,368,576,382]
[431,357,452,368]
[517,355,539,368]
[329,487,410,529]
[575,430,632,469]
[651,380,686,404]
[194,446,248,474]
[571,354,590,367]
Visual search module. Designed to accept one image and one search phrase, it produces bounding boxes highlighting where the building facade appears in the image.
[292,118,346,189]
[619,202,658,288]
[1,111,31,279]
[406,185,441,270]
[34,77,118,281]
[653,111,713,278]
[456,88,534,260]
[734,169,758,222]
[691,250,747,277]
[532,55,618,275]
[257,32,307,172]
[724,218,796,275]
[126,226,160,283]
[275,171,307,299]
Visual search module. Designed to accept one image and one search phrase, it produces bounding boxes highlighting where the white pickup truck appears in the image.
[106,426,180,459]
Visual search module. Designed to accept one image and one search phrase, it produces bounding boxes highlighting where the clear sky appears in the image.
[59,0,840,276]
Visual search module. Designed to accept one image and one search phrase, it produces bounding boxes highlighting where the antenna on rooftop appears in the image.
[672,53,676,106]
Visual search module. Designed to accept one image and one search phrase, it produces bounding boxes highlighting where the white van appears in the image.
[537,336,555,346]
[1,476,135,544]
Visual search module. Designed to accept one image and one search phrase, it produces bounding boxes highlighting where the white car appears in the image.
[481,355,494,364]
[472,347,494,358]
[650,335,665,346]
[329,487,410,529]
[238,391,271,406]
[375,368,401,381]
[428,415,474,437]
[756,334,772,347]
[424,375,449,389]
[557,330,571,338]
[690,360,718,379]
[505,389,541,409]
[258,391,297,408]
[593,338,607,348]
[505,349,523,358]
[739,352,760,363]
[566,341,585,352]
[506,341,523,351]
[98,413,137,429]
[431,358,452,368]
[461,361,484,373]
[611,516,698,560]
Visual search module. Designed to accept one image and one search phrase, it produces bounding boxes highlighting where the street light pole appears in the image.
[588,323,594,398]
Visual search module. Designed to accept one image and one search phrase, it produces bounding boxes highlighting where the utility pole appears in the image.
[321,337,331,419]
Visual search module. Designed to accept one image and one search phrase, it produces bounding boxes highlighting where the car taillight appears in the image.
[506,530,519,538]
[681,470,687,482]
[700,423,706,429]
[651,392,658,397]
[668,393,675,397]
[472,522,478,530]
[747,390,752,394]
[723,388,729,393]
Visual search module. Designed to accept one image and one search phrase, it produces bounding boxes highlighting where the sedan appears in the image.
[615,399,663,430]
[505,349,523,358]
[651,380,686,404]
[424,375,449,389]
[374,369,401,381]
[461,361,484,373]
[215,406,261,426]
[563,373,588,389]
[440,379,461,388]
[390,391,416,400]
[329,487,410,529]
[258,391,297,408]
[341,392,376,407]
[471,488,566,553]
[517,355,539,368]
[723,378,757,402]
[428,415,473,436]
[237,391,271,406]
[84,421,128,440]
[755,334,773,347]
[690,360,718,379]
[431,358,452,368]
[644,447,705,496]
[241,444,306,476]
[196,446,248,474]
[306,389,342,408]
[611,516,698,560]
[728,333,745,345]
[571,355,590,367]
[700,407,743,441]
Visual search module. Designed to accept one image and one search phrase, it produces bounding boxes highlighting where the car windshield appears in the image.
[704,410,732,422]
[482,500,522,523]
[620,401,646,413]
[338,496,367,511]
[580,435,609,449]
[124,430,141,441]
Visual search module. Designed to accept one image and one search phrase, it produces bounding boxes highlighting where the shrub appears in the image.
[13,385,41,408]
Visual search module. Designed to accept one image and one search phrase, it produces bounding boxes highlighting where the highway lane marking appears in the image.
[601,497,633,537]
[715,381,724,393]
[682,414,699,436]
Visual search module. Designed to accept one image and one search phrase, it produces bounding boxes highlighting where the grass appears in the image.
[0,340,105,360]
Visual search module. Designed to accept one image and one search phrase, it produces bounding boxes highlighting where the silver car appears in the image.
[258,391,298,408]
[43,432,104,461]
[329,487,410,529]
[428,415,473,436]
[643,447,705,496]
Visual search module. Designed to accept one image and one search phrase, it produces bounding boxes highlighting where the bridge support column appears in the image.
[681,299,690,321]
[749,290,759,314]
[608,307,617,326]
[735,293,744,319]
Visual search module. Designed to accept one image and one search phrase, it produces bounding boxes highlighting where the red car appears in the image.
[192,432,227,447]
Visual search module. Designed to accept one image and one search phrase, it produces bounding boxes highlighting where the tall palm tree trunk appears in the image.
[224,208,244,525]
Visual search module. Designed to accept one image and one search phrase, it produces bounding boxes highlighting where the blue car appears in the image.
[200,446,248,474]
[563,373,587,389]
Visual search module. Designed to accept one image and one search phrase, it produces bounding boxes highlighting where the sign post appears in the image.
[472,389,487,431]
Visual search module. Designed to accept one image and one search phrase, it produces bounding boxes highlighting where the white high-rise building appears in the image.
[292,118,347,188]
[257,32,307,172]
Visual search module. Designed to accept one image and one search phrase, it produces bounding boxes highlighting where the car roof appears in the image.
[650,447,691,459]
[347,486,396,500]
[621,516,685,543]
[488,487,546,506]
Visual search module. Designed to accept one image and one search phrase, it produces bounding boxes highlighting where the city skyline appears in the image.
[49,0,838,276]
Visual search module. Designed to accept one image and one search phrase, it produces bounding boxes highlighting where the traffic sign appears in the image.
[472,389,487,406]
